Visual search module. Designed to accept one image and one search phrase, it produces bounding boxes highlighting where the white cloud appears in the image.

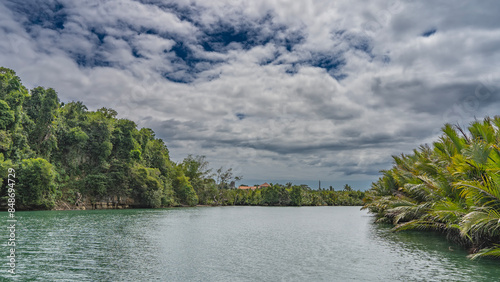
[1,0,499,189]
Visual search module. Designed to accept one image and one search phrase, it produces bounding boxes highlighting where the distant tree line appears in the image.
[210,183,364,206]
[0,67,364,210]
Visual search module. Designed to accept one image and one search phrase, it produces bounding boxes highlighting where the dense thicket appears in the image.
[0,67,363,210]
[363,118,500,259]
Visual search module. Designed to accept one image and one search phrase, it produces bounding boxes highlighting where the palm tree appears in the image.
[363,116,500,259]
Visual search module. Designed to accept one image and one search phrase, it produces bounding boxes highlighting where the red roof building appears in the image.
[258,182,270,188]
[237,183,270,190]
[237,185,257,190]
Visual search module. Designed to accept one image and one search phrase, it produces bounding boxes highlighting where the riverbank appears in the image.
[3,199,363,212]
[2,184,366,211]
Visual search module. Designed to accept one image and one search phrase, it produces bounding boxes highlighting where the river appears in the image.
[1,206,499,281]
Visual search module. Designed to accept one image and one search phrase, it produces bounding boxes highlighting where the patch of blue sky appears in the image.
[200,22,271,52]
[6,1,67,31]
[422,28,437,37]
[73,53,112,68]
[236,113,246,120]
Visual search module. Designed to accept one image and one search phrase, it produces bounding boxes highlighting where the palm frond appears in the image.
[468,245,500,260]
[457,177,500,210]
[393,220,447,232]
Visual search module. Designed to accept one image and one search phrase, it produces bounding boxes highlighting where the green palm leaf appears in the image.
[468,245,500,260]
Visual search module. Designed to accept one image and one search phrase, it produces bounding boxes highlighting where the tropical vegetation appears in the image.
[363,118,500,259]
[0,67,363,210]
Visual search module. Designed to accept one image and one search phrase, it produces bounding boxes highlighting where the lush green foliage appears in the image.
[17,158,57,209]
[217,184,364,207]
[0,67,363,210]
[363,118,500,259]
[0,67,184,208]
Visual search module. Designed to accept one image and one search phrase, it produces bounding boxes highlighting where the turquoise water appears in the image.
[1,206,500,281]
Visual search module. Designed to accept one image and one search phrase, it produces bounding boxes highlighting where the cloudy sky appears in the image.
[1,0,499,189]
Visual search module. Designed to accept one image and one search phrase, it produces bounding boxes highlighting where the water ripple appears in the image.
[0,207,499,281]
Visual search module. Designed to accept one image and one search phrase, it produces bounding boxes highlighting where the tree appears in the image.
[0,67,29,116]
[181,155,212,187]
[83,110,114,171]
[141,135,171,176]
[82,173,109,200]
[17,158,57,209]
[290,185,303,206]
[343,184,353,191]
[55,126,88,174]
[172,165,198,206]
[111,119,140,162]
[23,87,59,157]
[130,165,168,208]
[216,166,242,189]
[0,153,13,186]
[261,184,286,205]
[0,100,15,130]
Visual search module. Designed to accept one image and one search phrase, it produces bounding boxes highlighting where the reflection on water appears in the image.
[367,222,500,282]
[1,207,499,281]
